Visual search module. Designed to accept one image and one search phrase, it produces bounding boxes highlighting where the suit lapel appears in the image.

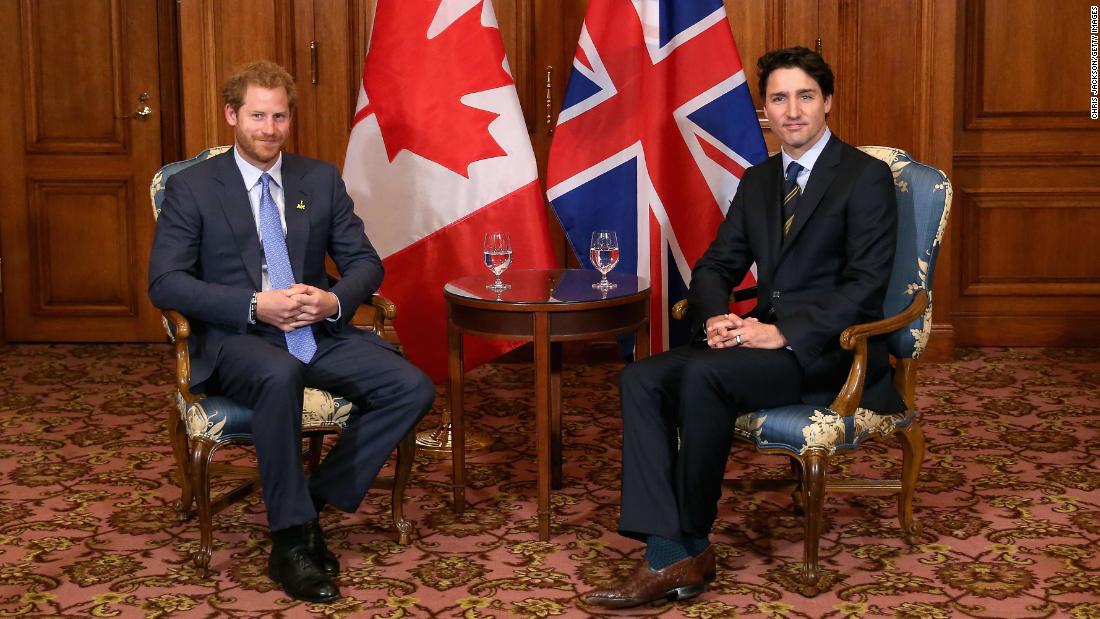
[213,152,263,290]
[781,135,842,255]
[281,154,311,284]
[758,155,784,281]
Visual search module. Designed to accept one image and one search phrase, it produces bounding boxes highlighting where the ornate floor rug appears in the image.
[0,344,1097,618]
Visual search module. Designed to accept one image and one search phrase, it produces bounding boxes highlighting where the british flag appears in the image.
[546,0,767,352]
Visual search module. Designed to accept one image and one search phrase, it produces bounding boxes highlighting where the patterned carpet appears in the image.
[0,344,1098,618]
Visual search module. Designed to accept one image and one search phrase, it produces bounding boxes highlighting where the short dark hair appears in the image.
[756,47,834,100]
[222,60,298,112]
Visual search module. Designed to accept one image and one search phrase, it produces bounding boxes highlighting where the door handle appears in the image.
[116,92,153,121]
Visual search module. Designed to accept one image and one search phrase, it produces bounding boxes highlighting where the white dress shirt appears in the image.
[234,147,287,292]
[780,126,832,192]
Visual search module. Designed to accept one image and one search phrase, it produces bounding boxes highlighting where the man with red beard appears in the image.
[149,61,434,603]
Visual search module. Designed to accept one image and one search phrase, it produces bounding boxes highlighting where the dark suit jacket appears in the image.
[687,135,905,412]
[148,149,385,389]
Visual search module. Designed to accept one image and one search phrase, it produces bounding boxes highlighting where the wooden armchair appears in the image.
[671,146,952,595]
[151,147,414,574]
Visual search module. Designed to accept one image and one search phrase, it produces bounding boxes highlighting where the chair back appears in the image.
[858,146,952,360]
[149,146,232,340]
[150,146,232,220]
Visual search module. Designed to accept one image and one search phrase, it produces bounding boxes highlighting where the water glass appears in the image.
[589,230,619,290]
[483,232,512,292]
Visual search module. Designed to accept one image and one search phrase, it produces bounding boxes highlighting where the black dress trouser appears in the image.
[617,343,804,543]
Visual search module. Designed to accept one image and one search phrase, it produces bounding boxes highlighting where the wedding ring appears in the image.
[735,334,742,345]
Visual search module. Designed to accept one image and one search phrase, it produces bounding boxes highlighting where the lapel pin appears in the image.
[296,200,306,210]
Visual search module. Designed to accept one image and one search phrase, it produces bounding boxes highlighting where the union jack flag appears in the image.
[546,0,767,353]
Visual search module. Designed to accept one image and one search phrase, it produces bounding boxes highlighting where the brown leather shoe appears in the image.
[582,551,711,609]
[696,545,716,583]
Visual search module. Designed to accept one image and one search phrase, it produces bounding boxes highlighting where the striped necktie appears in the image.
[259,172,317,363]
[783,161,804,237]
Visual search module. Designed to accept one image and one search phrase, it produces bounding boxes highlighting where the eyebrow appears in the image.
[769,88,819,97]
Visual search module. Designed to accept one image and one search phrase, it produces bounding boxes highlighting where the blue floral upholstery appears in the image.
[150,146,230,220]
[735,405,919,456]
[860,146,952,360]
[176,390,357,442]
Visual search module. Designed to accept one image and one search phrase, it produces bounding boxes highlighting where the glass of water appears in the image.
[589,230,619,290]
[483,232,512,292]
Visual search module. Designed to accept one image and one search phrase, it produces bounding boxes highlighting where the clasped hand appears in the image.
[704,313,787,350]
[256,284,339,332]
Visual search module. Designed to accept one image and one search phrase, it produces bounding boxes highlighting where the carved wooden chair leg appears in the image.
[789,456,805,515]
[895,421,925,543]
[168,409,194,522]
[305,434,324,474]
[799,449,828,597]
[391,429,416,545]
[190,440,216,576]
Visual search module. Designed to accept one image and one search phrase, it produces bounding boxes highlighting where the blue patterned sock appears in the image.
[684,535,711,557]
[644,535,689,571]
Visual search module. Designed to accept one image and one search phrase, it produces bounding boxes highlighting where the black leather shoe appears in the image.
[304,520,340,577]
[269,542,340,603]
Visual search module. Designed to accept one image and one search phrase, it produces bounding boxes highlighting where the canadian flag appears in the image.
[343,0,556,382]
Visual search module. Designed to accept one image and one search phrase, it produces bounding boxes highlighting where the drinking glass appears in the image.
[589,230,619,290]
[483,232,512,292]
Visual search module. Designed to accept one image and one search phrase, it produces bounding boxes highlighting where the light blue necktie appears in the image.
[259,172,317,363]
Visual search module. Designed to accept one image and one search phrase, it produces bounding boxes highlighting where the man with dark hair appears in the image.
[583,46,904,609]
[149,60,435,603]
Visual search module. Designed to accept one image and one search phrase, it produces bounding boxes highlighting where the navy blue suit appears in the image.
[149,149,433,531]
[618,135,904,542]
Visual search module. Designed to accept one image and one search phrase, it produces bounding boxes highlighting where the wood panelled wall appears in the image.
[953,0,1100,345]
[0,0,170,341]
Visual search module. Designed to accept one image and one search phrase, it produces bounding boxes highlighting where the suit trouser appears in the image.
[210,329,435,532]
[618,344,803,543]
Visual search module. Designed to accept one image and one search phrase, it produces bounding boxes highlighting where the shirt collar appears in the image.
[780,126,832,176]
[233,146,283,190]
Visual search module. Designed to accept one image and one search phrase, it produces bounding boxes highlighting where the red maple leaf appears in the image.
[357,1,512,177]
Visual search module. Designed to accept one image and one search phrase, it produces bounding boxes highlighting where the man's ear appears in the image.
[224,103,238,127]
[823,94,833,115]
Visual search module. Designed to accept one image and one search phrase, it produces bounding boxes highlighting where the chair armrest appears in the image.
[370,293,396,319]
[670,286,758,321]
[368,294,397,333]
[162,310,201,404]
[829,290,929,415]
[671,299,689,320]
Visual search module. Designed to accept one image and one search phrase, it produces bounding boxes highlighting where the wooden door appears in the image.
[952,0,1100,345]
[0,0,168,341]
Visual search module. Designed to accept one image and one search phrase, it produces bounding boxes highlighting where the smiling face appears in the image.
[225,84,290,171]
[763,66,832,159]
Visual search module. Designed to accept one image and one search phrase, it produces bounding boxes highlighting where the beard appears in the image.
[235,129,285,169]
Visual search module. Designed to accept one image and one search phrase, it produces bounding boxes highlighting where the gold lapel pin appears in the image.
[296,200,306,210]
